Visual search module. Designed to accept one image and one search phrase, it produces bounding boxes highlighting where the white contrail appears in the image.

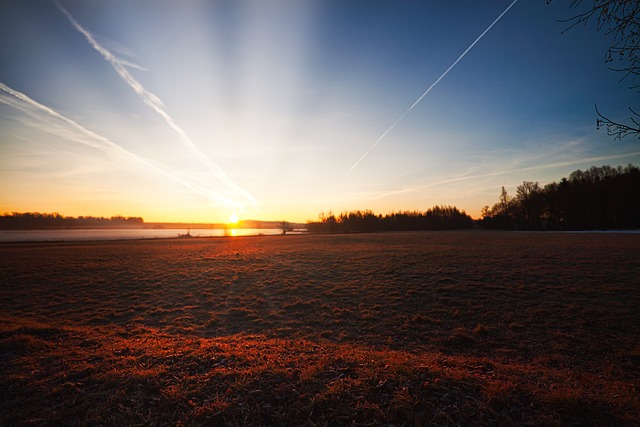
[55,2,257,208]
[1,82,137,157]
[348,0,519,176]
[1,82,246,210]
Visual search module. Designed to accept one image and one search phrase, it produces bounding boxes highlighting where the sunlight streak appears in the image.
[348,0,520,176]
[0,82,246,211]
[55,2,258,210]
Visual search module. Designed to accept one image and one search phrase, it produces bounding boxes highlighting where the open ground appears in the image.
[1,231,639,425]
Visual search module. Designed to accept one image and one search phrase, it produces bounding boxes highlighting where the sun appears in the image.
[229,213,239,224]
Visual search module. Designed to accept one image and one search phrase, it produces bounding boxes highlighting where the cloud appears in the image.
[365,150,640,202]
[1,82,247,211]
[1,82,136,157]
[55,2,257,210]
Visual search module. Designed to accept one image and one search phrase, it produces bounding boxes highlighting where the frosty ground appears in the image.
[1,231,638,425]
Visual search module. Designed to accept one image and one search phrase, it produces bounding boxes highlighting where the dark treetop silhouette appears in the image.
[481,164,640,230]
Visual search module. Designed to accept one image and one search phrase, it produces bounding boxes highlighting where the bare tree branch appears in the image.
[551,0,640,140]
[596,104,640,139]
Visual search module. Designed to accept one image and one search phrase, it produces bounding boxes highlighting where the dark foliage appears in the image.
[481,164,640,230]
[277,221,296,234]
[307,206,474,233]
[0,212,144,230]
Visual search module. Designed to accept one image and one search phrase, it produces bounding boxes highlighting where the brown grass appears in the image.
[1,231,639,425]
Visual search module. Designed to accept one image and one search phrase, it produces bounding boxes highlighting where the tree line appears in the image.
[306,206,474,233]
[481,164,640,230]
[0,212,144,230]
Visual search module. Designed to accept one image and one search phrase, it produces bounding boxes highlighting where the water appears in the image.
[0,228,286,243]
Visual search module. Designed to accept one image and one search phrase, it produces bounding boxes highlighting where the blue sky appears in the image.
[1,0,639,223]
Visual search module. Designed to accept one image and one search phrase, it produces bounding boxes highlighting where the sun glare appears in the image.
[229,213,239,224]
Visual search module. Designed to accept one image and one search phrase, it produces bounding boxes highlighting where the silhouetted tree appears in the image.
[515,181,543,229]
[553,0,640,139]
[481,164,640,230]
[307,206,473,233]
[541,180,565,229]
[309,212,339,233]
[277,221,295,235]
[481,187,515,229]
[0,212,144,229]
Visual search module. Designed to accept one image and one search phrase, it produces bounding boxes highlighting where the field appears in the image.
[1,231,639,426]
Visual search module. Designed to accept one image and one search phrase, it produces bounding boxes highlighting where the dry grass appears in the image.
[1,231,639,425]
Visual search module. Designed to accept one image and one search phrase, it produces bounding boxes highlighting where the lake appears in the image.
[0,228,285,242]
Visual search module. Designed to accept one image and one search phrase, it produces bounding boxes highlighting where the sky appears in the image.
[1,0,639,224]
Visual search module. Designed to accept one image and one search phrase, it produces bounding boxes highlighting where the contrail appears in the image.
[348,0,519,175]
[1,82,138,157]
[55,2,257,208]
[0,82,246,210]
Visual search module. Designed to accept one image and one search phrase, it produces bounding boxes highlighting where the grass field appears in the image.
[1,231,639,425]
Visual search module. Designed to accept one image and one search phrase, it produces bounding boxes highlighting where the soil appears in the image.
[1,231,639,425]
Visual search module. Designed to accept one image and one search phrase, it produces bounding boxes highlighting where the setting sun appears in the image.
[1,2,639,424]
[2,2,639,225]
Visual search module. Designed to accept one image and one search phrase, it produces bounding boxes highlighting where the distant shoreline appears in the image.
[0,220,304,231]
[1,228,638,245]
[0,227,291,244]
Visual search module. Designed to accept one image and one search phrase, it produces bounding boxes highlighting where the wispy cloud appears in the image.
[1,82,136,157]
[365,150,640,202]
[116,58,148,72]
[1,82,247,211]
[398,148,515,179]
[55,2,257,210]
[348,0,520,176]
